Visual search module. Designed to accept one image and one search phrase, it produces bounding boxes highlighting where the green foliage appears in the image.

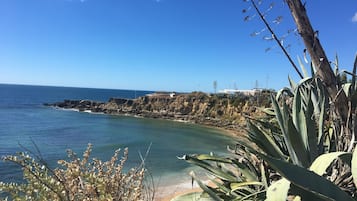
[0,144,146,201]
[261,153,354,201]
[182,55,357,200]
[180,149,267,200]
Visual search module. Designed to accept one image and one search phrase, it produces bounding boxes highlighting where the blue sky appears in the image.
[0,0,356,92]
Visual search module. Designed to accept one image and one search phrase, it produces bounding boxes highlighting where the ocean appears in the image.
[0,84,235,186]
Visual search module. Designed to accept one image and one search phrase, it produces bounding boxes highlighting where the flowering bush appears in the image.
[0,144,146,201]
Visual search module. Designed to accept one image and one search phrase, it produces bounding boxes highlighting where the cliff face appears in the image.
[47,92,271,130]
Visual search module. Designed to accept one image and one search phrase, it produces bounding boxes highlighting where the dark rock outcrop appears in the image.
[47,99,105,112]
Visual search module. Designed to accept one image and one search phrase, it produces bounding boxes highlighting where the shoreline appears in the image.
[154,180,207,201]
[52,104,247,140]
[46,96,252,200]
[56,106,243,201]
[149,126,242,201]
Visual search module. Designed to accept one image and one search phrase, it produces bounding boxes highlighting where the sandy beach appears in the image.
[152,128,244,201]
[154,179,214,201]
[154,182,201,201]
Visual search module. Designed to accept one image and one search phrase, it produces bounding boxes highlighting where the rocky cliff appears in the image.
[45,92,271,131]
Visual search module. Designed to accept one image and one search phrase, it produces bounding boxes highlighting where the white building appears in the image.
[219,89,261,96]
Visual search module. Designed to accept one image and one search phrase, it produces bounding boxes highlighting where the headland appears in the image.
[45,91,272,138]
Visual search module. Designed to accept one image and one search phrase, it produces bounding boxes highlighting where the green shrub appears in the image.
[0,144,146,201]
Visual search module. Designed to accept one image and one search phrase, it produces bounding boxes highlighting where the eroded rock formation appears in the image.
[45,92,271,130]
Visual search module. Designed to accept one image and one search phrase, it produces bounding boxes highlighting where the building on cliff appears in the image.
[146,91,177,98]
[219,89,262,96]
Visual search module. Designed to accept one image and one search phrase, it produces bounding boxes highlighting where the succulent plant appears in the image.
[181,55,357,200]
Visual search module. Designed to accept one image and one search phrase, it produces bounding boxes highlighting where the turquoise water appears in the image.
[0,84,235,185]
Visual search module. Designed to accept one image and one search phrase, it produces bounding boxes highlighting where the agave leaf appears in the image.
[310,78,322,118]
[195,154,233,163]
[271,96,300,165]
[292,86,302,132]
[289,183,329,201]
[297,77,312,86]
[246,116,280,135]
[292,85,316,162]
[317,96,325,149]
[260,163,268,188]
[233,186,256,196]
[292,88,307,150]
[310,95,320,122]
[305,93,318,161]
[309,152,350,175]
[281,102,310,167]
[297,56,309,78]
[258,153,354,201]
[231,159,259,182]
[239,189,266,200]
[190,171,222,201]
[184,155,237,182]
[230,181,264,192]
[265,178,290,201]
[351,147,357,188]
[271,95,284,135]
[247,121,286,160]
[285,112,308,167]
[275,87,294,101]
[288,75,297,90]
[315,79,327,149]
[208,177,237,197]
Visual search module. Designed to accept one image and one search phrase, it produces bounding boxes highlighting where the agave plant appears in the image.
[181,0,357,199]
[180,147,269,200]
[181,55,357,200]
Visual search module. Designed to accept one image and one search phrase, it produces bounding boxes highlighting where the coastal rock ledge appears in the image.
[44,92,271,130]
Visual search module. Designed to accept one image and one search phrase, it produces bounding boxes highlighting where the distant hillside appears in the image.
[46,91,273,132]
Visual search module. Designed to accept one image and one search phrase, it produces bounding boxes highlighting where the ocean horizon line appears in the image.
[0,82,158,93]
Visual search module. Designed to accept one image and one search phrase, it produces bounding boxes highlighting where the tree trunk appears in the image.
[286,0,348,123]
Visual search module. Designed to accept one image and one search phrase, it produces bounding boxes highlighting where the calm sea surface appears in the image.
[0,84,235,186]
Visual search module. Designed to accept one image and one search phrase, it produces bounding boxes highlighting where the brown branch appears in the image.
[285,0,348,123]
[250,0,304,79]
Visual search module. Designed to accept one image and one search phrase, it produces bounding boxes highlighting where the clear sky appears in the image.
[0,0,356,92]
